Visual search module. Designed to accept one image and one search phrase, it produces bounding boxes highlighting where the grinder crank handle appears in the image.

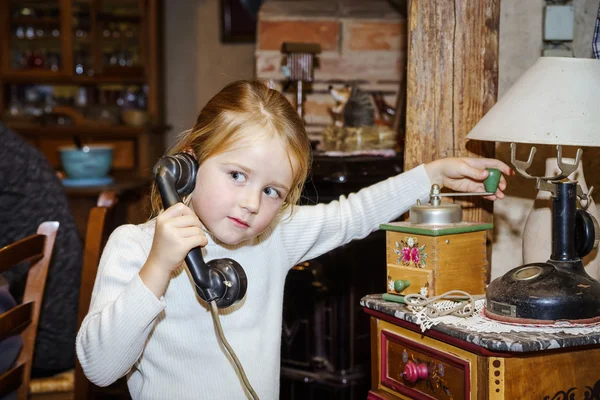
[437,168,502,197]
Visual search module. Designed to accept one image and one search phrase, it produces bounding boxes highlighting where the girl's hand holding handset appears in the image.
[141,203,208,297]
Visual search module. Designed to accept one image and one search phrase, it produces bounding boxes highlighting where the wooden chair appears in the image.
[29,191,119,400]
[0,221,60,400]
[74,191,118,400]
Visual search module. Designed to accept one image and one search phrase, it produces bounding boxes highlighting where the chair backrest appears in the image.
[0,221,59,400]
[74,191,118,400]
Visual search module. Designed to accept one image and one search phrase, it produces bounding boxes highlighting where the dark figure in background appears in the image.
[0,122,83,377]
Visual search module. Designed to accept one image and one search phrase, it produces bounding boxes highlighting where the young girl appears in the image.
[76,80,511,400]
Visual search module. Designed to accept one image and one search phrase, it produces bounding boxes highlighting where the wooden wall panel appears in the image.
[404,0,500,225]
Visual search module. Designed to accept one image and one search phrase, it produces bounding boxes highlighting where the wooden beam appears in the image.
[404,0,500,225]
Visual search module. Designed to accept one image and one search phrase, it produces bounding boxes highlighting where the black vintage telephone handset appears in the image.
[153,153,259,399]
[153,152,248,308]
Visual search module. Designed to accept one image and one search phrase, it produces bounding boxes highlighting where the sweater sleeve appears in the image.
[279,164,432,266]
[76,225,165,387]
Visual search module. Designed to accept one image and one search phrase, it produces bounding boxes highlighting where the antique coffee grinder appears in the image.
[381,169,501,297]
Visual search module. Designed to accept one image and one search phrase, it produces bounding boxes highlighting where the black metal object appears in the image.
[280,153,403,400]
[486,181,600,322]
[552,181,577,262]
[575,209,597,258]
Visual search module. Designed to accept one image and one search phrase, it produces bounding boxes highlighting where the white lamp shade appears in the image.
[467,57,600,146]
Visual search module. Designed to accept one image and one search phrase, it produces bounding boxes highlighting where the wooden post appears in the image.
[404,0,500,225]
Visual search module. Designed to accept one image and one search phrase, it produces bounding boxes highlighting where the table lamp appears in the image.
[466,57,600,324]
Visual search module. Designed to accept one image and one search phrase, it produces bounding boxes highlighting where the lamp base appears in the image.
[485,259,600,324]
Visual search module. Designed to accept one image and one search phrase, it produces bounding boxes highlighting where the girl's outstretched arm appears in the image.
[278,158,511,267]
[76,224,165,387]
[279,164,432,266]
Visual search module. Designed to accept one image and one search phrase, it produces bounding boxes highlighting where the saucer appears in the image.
[62,177,115,187]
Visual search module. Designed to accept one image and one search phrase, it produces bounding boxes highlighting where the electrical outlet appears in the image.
[544,5,574,41]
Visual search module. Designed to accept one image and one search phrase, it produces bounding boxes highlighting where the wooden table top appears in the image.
[362,294,600,355]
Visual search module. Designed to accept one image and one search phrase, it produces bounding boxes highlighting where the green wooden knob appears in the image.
[394,279,411,292]
[484,168,501,193]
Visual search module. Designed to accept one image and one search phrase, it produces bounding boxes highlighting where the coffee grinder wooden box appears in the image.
[381,183,494,297]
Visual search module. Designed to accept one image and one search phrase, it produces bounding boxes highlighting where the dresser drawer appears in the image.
[387,264,433,295]
[378,320,476,400]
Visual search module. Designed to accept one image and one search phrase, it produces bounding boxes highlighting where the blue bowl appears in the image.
[59,145,114,180]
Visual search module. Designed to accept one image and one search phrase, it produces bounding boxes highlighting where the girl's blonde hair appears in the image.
[150,80,312,217]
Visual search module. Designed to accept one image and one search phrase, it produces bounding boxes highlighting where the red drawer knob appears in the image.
[402,361,429,383]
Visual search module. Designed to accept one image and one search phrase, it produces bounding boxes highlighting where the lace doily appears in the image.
[409,299,600,335]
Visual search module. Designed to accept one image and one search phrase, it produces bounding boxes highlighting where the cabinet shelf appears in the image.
[0,0,165,178]
[10,17,61,25]
[2,71,146,84]
[1,70,67,81]
[7,123,170,137]
[11,37,62,43]
[96,13,141,23]
[8,124,146,138]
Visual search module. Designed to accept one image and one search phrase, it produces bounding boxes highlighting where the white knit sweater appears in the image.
[76,164,431,400]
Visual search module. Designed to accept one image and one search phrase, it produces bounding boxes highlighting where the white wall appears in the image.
[164,0,199,146]
[164,0,256,147]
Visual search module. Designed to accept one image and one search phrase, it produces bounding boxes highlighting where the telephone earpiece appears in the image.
[153,153,247,308]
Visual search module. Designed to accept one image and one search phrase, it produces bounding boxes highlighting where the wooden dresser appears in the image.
[362,294,600,400]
